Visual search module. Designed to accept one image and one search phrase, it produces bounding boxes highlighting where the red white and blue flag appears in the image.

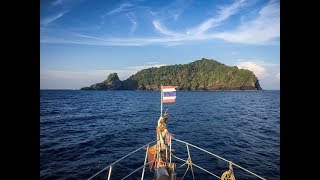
[162,86,178,103]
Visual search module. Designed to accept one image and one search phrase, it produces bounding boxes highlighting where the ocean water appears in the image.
[40,90,280,180]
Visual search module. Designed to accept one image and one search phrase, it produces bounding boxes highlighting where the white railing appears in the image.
[171,137,267,180]
[87,140,157,180]
[87,136,266,180]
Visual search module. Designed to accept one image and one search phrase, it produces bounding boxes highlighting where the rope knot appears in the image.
[186,157,192,166]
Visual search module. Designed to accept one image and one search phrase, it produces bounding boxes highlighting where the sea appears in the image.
[40,90,280,180]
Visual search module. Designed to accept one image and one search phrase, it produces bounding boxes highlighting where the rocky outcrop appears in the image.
[81,73,123,90]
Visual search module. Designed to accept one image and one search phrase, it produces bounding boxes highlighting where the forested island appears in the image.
[81,58,262,91]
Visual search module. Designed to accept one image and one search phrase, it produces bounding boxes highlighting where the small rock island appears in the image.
[81,58,262,91]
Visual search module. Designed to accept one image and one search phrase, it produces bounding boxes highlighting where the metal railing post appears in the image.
[169,135,172,163]
[141,145,149,180]
[107,166,112,180]
[157,131,160,166]
[88,140,157,180]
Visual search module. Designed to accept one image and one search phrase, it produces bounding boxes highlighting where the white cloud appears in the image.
[235,60,280,89]
[40,69,135,89]
[127,63,166,71]
[236,61,266,78]
[40,63,167,89]
[151,0,279,44]
[152,20,183,36]
[146,61,159,65]
[153,0,247,37]
[187,0,247,35]
[41,11,69,26]
[152,0,191,21]
[107,3,133,15]
[41,34,189,46]
[126,13,137,35]
[276,72,280,80]
[41,0,279,46]
[51,0,64,6]
[213,0,279,44]
[51,0,81,7]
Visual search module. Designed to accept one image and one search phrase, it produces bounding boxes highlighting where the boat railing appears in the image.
[171,137,266,180]
[87,139,158,180]
[87,136,266,180]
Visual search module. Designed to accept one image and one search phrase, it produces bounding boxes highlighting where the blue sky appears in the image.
[40,0,280,89]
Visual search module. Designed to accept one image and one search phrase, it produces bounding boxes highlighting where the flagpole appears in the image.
[160,84,163,116]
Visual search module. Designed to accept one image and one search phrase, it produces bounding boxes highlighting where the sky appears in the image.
[40,0,280,90]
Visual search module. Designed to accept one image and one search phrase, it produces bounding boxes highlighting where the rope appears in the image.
[186,144,195,180]
[121,161,152,180]
[172,137,266,180]
[171,154,221,179]
[88,140,157,180]
[182,162,190,179]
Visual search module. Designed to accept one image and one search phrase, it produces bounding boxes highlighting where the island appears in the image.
[81,58,262,91]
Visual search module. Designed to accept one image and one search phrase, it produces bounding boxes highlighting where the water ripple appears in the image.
[40,90,280,180]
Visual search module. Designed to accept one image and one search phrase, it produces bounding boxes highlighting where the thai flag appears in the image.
[162,86,178,103]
